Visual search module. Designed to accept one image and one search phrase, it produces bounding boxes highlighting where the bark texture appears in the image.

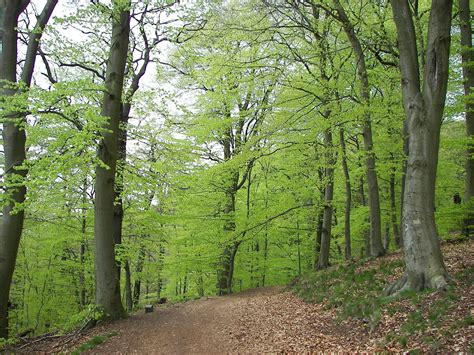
[339,128,352,260]
[458,0,474,236]
[0,0,57,338]
[316,129,335,270]
[385,0,452,295]
[94,2,130,319]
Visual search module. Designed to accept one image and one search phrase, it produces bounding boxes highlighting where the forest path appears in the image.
[81,286,358,354]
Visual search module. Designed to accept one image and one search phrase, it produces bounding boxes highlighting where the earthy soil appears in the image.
[13,239,474,354]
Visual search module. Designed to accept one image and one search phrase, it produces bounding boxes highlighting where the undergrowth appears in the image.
[292,257,468,349]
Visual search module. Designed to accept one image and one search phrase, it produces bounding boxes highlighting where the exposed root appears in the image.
[383,272,449,297]
[383,274,408,296]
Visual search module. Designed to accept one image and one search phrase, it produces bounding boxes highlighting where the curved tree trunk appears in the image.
[385,0,452,295]
[332,0,384,257]
[94,1,130,319]
[0,0,57,338]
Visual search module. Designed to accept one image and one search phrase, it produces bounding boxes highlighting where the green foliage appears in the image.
[62,305,105,334]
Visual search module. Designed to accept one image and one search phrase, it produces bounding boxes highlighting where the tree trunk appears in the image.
[217,241,240,295]
[383,224,390,251]
[79,183,88,307]
[122,260,132,312]
[458,0,474,236]
[0,0,57,338]
[132,245,145,308]
[390,166,401,247]
[217,125,240,295]
[385,0,452,295]
[339,128,352,260]
[332,0,384,257]
[93,1,130,319]
[316,129,335,270]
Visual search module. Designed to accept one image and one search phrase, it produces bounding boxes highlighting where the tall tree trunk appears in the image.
[124,260,133,312]
[0,0,57,338]
[132,244,145,308]
[339,128,352,260]
[79,181,88,307]
[385,0,452,295]
[458,0,474,236]
[93,1,130,319]
[332,0,385,257]
[112,30,153,289]
[316,129,335,270]
[111,106,129,297]
[217,125,240,295]
[389,164,401,247]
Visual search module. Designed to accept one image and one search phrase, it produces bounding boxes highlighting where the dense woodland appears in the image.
[0,0,472,342]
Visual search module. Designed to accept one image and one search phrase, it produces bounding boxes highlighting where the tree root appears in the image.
[383,274,408,296]
[383,272,449,296]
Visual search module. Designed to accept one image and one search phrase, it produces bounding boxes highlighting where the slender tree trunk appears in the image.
[385,0,452,295]
[262,168,270,286]
[384,224,390,251]
[339,128,352,260]
[332,0,385,257]
[124,261,132,311]
[400,121,409,246]
[132,245,145,308]
[458,0,474,236]
[111,106,129,299]
[296,220,302,275]
[358,170,370,257]
[80,182,88,307]
[316,129,335,270]
[0,0,57,338]
[93,2,130,318]
[389,164,401,247]
[156,245,164,300]
[217,127,240,295]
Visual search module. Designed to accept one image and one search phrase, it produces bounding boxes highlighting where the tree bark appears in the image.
[132,245,145,308]
[0,0,57,339]
[93,1,130,319]
[124,260,133,312]
[458,0,474,236]
[339,128,352,260]
[331,0,385,258]
[385,0,452,295]
[389,165,401,247]
[316,129,335,270]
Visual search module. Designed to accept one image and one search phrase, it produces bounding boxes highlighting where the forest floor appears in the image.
[13,238,474,353]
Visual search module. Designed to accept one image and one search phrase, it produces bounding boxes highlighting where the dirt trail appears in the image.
[76,286,364,354]
[85,287,286,354]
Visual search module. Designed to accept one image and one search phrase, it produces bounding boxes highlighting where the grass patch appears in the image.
[292,259,400,323]
[71,331,118,355]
